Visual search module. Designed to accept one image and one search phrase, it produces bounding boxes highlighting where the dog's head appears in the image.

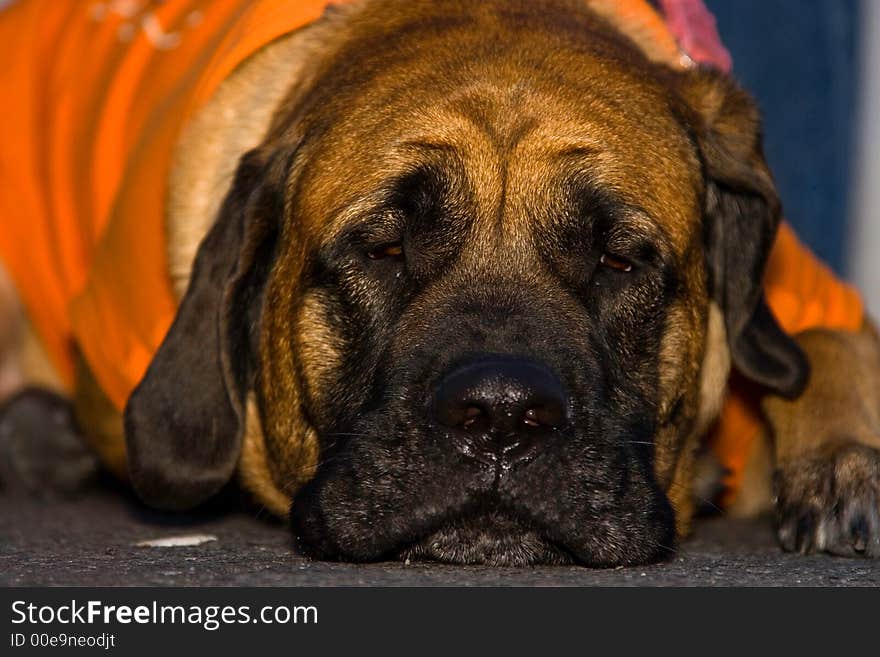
[125,0,807,566]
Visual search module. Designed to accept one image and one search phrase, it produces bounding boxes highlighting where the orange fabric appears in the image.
[0,0,866,506]
[0,0,343,409]
[708,224,864,505]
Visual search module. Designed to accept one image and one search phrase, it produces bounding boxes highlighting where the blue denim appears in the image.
[705,0,860,274]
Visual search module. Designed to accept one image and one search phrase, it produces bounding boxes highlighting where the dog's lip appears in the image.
[390,497,577,565]
[447,431,546,472]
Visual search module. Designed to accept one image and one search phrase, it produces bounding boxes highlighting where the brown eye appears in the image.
[599,253,633,272]
[368,243,404,260]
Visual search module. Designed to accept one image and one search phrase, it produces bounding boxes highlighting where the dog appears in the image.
[1,0,879,566]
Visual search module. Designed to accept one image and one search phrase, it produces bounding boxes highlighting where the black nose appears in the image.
[431,356,569,464]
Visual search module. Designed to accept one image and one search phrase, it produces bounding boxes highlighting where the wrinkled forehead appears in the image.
[292,48,703,255]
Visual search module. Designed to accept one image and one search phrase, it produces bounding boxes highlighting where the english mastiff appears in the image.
[1,0,879,566]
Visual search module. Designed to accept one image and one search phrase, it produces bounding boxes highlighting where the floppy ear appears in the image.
[679,69,809,399]
[125,149,284,510]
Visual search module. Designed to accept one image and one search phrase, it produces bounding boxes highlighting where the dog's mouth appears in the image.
[395,505,575,567]
[293,408,677,567]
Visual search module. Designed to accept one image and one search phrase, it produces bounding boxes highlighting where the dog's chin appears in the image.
[396,510,574,567]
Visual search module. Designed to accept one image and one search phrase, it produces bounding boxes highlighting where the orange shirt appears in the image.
[0,0,345,409]
[0,0,864,506]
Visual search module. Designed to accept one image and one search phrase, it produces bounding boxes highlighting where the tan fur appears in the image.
[727,427,774,517]
[722,322,880,520]
[763,322,880,466]
[258,242,320,507]
[666,302,733,528]
[294,292,345,415]
[661,303,724,535]
[166,7,359,298]
[239,394,295,517]
[72,355,127,480]
[18,319,66,395]
[0,262,23,400]
[694,303,732,436]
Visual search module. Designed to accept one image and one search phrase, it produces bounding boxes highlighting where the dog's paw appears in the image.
[774,442,880,557]
[0,388,98,497]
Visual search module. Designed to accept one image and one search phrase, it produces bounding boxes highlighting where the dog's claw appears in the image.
[850,516,869,553]
[797,513,818,554]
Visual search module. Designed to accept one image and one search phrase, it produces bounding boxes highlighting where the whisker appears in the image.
[665,480,725,514]
[694,497,723,514]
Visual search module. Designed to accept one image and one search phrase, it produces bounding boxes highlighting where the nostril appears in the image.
[522,408,541,428]
[460,405,483,430]
[522,403,566,430]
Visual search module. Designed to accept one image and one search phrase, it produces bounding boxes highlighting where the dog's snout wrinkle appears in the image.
[431,355,569,465]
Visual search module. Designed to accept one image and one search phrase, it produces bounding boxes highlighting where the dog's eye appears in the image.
[367,243,404,261]
[599,253,634,272]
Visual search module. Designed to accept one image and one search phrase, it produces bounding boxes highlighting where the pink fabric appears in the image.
[658,0,732,72]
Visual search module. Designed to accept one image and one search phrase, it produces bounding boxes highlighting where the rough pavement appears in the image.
[2,483,879,586]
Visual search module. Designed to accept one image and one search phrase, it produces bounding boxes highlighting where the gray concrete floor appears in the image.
[2,483,879,586]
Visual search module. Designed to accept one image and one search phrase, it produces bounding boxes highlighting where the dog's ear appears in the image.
[678,69,809,399]
[125,148,285,509]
